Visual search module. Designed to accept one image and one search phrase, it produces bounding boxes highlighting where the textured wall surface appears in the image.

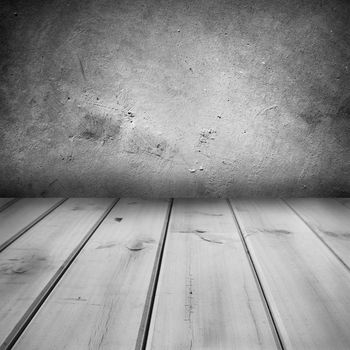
[0,0,349,197]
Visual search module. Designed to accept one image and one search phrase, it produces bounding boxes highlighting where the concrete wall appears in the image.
[0,0,349,197]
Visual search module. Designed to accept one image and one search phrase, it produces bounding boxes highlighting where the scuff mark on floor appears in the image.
[126,238,155,251]
[195,233,224,244]
[261,229,292,235]
[96,242,117,249]
[195,211,223,216]
[321,230,350,239]
[185,247,195,349]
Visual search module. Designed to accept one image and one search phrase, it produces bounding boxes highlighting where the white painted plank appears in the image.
[230,199,350,350]
[0,198,64,250]
[14,199,170,350]
[147,199,278,350]
[0,198,115,348]
[287,198,350,269]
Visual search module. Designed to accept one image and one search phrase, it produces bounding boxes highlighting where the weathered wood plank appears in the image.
[13,199,170,350]
[0,198,115,349]
[147,199,279,350]
[0,199,16,212]
[286,198,350,269]
[230,199,350,350]
[0,198,65,251]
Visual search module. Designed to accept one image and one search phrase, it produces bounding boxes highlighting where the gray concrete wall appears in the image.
[0,0,349,197]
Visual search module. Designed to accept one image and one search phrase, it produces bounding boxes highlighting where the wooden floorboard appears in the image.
[0,198,115,349]
[0,198,348,349]
[0,198,65,251]
[230,199,350,350]
[13,199,170,350]
[147,199,279,350]
[0,199,16,212]
[286,198,350,269]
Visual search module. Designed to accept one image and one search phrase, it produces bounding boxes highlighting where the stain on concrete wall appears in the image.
[0,0,349,197]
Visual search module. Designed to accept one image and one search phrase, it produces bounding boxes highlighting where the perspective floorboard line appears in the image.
[227,199,284,350]
[286,198,350,270]
[0,199,17,212]
[0,198,115,350]
[147,199,279,350]
[230,199,350,350]
[136,199,173,350]
[0,198,65,252]
[337,198,350,209]
[13,199,170,350]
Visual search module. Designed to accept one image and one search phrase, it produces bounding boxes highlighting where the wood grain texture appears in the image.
[147,199,278,350]
[230,199,350,350]
[0,199,16,212]
[0,198,115,349]
[286,198,350,269]
[13,199,170,350]
[0,198,64,251]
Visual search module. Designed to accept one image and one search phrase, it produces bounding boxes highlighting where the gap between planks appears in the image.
[226,199,285,350]
[11,199,171,350]
[0,199,18,213]
[1,199,119,350]
[147,199,281,349]
[0,198,67,253]
[283,199,350,274]
[136,198,173,350]
[230,199,350,349]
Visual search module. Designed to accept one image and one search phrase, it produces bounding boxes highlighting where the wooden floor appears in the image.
[0,198,350,350]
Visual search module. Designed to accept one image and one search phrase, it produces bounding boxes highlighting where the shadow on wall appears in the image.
[0,0,349,196]
[1,171,349,198]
